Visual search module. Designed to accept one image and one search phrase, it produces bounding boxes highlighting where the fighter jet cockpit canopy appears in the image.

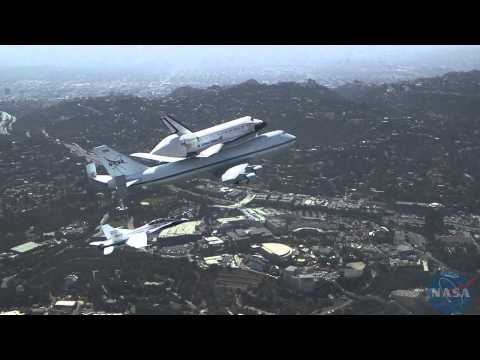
[147,218,172,225]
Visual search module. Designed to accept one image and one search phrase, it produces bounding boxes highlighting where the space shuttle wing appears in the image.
[146,221,178,234]
[196,143,224,158]
[125,232,148,249]
[161,115,193,135]
[130,152,185,163]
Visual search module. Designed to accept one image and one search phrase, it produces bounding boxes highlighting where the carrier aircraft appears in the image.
[68,117,296,191]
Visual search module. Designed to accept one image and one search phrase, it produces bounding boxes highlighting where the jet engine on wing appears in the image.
[221,163,263,184]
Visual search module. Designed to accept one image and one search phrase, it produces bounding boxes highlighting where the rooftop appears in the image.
[11,241,42,253]
[0,310,24,315]
[159,220,202,237]
[261,243,293,258]
[346,262,367,271]
[217,216,248,225]
[203,255,224,266]
[55,300,77,308]
[205,236,224,246]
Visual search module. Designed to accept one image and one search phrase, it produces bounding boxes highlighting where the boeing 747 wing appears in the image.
[69,130,296,192]
[129,152,185,163]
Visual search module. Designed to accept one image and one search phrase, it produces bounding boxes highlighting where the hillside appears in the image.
[9,79,378,150]
[4,71,480,209]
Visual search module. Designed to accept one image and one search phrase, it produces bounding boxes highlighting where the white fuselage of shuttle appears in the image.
[151,116,266,158]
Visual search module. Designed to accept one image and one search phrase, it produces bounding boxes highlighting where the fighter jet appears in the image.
[130,115,267,162]
[89,218,189,255]
[74,129,295,191]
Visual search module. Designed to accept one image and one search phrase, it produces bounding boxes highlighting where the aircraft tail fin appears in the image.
[161,115,192,135]
[103,246,115,255]
[92,145,147,178]
[101,224,115,238]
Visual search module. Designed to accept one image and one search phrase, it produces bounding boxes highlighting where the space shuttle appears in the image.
[130,115,267,163]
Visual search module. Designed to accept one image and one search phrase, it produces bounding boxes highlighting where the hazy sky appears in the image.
[0,45,478,71]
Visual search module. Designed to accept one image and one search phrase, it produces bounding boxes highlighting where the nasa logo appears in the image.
[426,271,476,315]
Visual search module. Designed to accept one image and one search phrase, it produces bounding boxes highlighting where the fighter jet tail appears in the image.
[92,145,147,178]
[101,224,115,238]
[103,246,115,255]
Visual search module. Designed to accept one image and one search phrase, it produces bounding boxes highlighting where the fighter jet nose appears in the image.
[255,121,267,132]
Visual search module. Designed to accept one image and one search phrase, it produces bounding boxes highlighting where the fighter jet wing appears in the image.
[125,232,148,249]
[103,246,115,255]
[144,218,190,234]
[147,224,174,234]
[130,152,185,163]
[196,143,224,158]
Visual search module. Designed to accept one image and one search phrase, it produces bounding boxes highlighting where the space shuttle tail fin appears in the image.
[161,115,192,135]
[92,145,147,177]
[100,224,115,238]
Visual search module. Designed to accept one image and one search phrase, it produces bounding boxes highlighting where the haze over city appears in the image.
[1,45,480,315]
[1,45,480,73]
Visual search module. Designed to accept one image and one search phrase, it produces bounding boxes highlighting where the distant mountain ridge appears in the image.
[5,70,480,210]
[7,70,480,150]
[10,78,370,148]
